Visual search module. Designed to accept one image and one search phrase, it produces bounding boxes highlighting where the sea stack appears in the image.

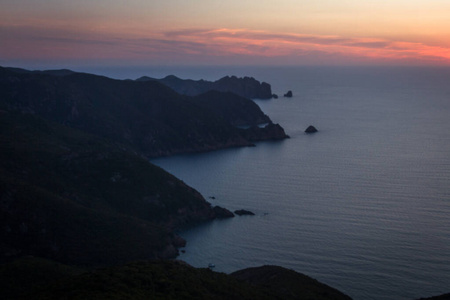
[305,125,318,133]
[284,90,293,98]
[234,209,255,216]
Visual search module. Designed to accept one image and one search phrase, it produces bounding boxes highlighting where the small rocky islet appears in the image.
[234,209,256,216]
[284,90,293,97]
[305,125,318,133]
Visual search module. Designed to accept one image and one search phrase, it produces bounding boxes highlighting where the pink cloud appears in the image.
[162,28,450,63]
[1,24,449,65]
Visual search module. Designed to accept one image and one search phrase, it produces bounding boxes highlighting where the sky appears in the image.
[1,0,450,69]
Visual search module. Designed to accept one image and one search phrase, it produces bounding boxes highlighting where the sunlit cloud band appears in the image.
[2,25,450,65]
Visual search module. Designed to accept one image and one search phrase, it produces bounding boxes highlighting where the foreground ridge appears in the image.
[137,74,274,99]
[0,258,353,299]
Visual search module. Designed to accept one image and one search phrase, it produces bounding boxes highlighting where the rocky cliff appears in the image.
[191,90,271,127]
[137,74,274,99]
[0,67,287,158]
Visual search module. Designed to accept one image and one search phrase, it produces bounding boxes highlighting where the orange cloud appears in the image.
[1,24,449,66]
[163,28,450,63]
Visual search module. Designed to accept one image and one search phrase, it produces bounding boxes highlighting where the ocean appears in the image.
[146,66,450,300]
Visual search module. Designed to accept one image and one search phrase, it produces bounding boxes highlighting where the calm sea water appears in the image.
[149,66,450,300]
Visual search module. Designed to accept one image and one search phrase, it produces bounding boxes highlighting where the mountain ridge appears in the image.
[137,74,274,99]
[0,66,288,158]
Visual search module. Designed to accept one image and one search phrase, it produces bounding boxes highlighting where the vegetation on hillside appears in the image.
[0,111,220,265]
[0,67,287,158]
[0,257,353,300]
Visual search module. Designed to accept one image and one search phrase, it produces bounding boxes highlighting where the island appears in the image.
[305,125,318,133]
[235,209,256,216]
[284,90,293,97]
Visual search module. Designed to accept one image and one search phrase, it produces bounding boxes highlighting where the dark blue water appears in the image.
[151,66,450,300]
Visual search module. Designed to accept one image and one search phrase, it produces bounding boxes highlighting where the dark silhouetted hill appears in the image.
[0,66,288,265]
[137,74,274,99]
[0,67,287,158]
[0,66,444,300]
[0,111,231,266]
[3,67,75,76]
[231,265,352,300]
[0,258,353,300]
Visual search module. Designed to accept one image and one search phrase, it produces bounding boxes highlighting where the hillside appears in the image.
[232,265,352,300]
[0,66,360,299]
[0,67,287,158]
[0,111,232,265]
[0,258,353,300]
[0,66,288,265]
[0,111,353,299]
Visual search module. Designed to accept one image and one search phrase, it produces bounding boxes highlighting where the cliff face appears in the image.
[0,67,287,158]
[213,75,273,99]
[240,123,290,141]
[137,74,274,99]
[191,90,271,127]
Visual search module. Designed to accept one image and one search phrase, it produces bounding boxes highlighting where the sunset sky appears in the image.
[2,0,450,69]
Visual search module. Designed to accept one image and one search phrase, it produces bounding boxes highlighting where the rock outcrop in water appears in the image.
[234,209,255,216]
[305,125,318,133]
[213,206,235,218]
[284,90,293,97]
